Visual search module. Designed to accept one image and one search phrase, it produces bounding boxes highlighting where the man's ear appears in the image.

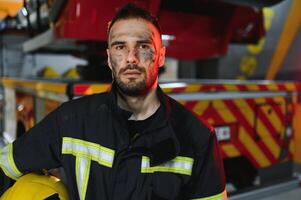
[158,46,166,68]
[107,49,113,70]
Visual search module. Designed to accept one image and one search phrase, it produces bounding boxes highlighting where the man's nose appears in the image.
[127,49,139,64]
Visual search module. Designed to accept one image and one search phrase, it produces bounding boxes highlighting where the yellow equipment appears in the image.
[0,173,69,200]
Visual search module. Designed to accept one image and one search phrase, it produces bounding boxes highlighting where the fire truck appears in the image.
[1,78,300,193]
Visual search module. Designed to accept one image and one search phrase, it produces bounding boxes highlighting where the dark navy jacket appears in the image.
[1,86,226,200]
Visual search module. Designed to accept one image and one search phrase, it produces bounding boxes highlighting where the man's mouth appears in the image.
[123,70,141,76]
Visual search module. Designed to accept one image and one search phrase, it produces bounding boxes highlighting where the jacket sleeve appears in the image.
[185,132,227,200]
[0,168,14,196]
[0,106,62,180]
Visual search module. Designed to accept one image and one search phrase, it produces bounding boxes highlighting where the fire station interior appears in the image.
[0,0,301,199]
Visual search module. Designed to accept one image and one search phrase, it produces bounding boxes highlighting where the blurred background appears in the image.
[0,0,300,199]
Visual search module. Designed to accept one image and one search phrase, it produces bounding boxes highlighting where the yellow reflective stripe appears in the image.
[63,147,113,167]
[63,137,114,155]
[191,189,227,200]
[76,156,91,200]
[62,137,114,200]
[0,143,22,180]
[8,144,22,178]
[141,156,194,176]
[62,137,115,168]
[0,147,11,179]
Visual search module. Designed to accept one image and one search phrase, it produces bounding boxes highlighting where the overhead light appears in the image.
[160,82,187,88]
[162,34,175,41]
[161,34,175,46]
[21,7,28,16]
[17,104,24,111]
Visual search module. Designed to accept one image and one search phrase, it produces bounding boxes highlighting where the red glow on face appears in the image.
[108,18,164,94]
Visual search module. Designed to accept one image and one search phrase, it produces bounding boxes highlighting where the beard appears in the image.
[113,64,148,97]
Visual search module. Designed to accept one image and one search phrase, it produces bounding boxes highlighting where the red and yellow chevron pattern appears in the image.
[172,83,298,169]
[2,78,299,169]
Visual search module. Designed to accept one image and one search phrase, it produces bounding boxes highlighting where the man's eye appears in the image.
[139,44,150,49]
[115,45,124,50]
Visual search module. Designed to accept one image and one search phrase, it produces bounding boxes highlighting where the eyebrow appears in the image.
[136,40,152,44]
[110,41,125,47]
[110,40,153,48]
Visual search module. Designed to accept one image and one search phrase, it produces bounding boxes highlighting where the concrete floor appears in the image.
[259,188,301,200]
[229,177,301,200]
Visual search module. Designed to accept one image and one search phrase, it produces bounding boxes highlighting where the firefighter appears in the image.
[0,3,227,199]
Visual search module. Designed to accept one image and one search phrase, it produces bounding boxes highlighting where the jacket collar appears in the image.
[107,83,180,166]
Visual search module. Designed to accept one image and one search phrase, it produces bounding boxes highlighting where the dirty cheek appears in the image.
[110,54,123,68]
[139,49,156,64]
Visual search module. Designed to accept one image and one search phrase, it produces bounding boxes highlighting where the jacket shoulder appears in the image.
[57,92,109,118]
[168,96,215,153]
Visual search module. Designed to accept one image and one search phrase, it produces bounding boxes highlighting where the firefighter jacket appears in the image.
[0,86,226,200]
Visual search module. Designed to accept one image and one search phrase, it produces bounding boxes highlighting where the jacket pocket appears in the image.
[150,173,183,200]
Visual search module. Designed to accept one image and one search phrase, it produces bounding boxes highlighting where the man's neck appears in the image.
[117,87,160,121]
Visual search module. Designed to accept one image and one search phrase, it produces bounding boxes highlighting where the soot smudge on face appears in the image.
[139,48,155,64]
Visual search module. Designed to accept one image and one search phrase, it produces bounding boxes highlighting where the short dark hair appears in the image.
[107,3,161,35]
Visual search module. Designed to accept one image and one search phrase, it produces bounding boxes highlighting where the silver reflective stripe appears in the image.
[141,156,194,176]
[62,137,115,167]
[0,143,22,180]
[169,91,291,100]
[76,156,91,200]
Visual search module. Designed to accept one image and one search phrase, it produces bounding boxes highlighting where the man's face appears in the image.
[107,18,165,96]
